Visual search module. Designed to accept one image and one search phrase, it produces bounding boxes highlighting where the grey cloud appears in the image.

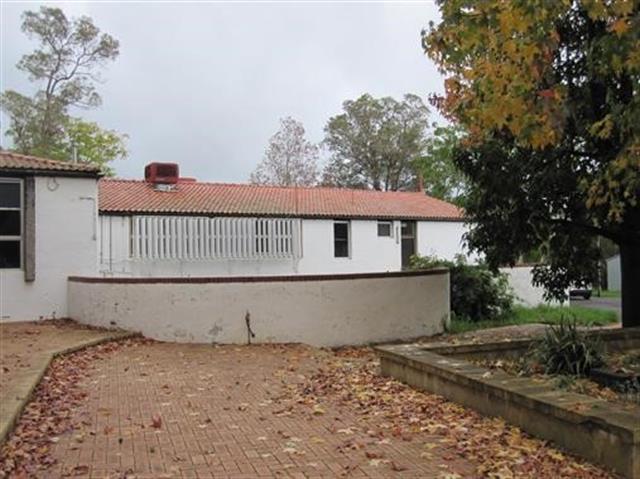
[1,1,443,181]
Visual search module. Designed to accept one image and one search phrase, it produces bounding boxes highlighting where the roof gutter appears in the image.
[0,168,102,179]
[97,210,466,222]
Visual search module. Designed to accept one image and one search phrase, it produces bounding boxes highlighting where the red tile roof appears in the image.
[99,179,463,221]
[0,151,101,175]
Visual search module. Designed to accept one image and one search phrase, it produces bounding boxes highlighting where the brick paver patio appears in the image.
[0,320,121,396]
[44,342,474,478]
[1,330,615,478]
[0,320,132,446]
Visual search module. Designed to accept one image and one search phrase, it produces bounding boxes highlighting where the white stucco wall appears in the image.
[417,221,476,262]
[0,176,98,321]
[68,270,450,347]
[99,215,472,277]
[500,266,563,307]
[99,217,403,276]
[297,219,401,274]
[606,255,621,291]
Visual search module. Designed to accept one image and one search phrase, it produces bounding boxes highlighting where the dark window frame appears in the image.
[401,220,417,269]
[0,178,23,269]
[377,221,392,237]
[333,220,350,258]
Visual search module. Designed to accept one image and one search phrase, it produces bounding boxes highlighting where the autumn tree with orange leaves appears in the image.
[424,1,639,327]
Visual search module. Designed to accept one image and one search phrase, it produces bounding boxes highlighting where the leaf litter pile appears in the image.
[290,347,616,479]
[473,356,638,406]
[0,338,146,479]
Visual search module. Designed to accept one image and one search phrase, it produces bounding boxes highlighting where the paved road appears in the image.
[571,296,621,316]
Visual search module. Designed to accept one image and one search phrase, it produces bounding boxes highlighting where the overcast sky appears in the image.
[1,1,443,182]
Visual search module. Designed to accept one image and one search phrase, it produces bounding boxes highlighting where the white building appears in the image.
[606,254,621,291]
[98,163,472,277]
[0,152,100,322]
[0,155,472,323]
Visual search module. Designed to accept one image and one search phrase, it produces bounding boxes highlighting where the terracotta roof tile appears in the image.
[0,151,101,174]
[99,179,463,221]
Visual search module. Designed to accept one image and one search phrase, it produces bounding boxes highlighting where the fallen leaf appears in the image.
[390,461,408,472]
[151,414,162,429]
[72,465,90,476]
[312,405,326,415]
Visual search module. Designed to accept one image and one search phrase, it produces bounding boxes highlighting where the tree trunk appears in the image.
[619,242,640,328]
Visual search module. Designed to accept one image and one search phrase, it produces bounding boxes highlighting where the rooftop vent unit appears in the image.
[145,162,179,186]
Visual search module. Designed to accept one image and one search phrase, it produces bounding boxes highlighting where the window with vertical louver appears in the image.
[129,216,301,260]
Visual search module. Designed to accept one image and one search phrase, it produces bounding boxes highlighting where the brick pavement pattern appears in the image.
[47,342,474,478]
[0,320,130,446]
[0,320,122,398]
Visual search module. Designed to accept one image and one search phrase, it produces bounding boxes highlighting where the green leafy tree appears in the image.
[1,6,125,171]
[322,94,430,191]
[59,119,128,175]
[424,1,640,327]
[416,124,468,205]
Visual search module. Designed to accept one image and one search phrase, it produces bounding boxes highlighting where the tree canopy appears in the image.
[416,124,468,205]
[250,117,319,187]
[322,94,430,191]
[1,6,126,173]
[424,0,640,326]
[60,119,128,176]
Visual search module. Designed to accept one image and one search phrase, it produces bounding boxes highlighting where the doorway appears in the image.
[401,221,416,269]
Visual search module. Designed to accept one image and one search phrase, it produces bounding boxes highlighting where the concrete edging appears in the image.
[375,327,640,478]
[0,331,137,446]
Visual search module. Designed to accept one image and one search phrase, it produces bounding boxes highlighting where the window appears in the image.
[0,179,22,268]
[128,216,301,260]
[255,219,270,255]
[333,221,349,258]
[377,221,392,237]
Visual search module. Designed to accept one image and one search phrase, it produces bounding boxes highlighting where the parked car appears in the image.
[569,287,592,300]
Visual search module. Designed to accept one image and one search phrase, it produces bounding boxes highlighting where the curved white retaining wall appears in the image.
[67,270,449,347]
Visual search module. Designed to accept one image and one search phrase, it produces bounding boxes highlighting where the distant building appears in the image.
[606,254,621,291]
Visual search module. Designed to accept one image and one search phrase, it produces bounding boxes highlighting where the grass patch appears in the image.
[597,290,620,298]
[448,305,618,334]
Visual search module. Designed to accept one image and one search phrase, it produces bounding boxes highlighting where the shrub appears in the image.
[532,318,604,377]
[410,254,513,322]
